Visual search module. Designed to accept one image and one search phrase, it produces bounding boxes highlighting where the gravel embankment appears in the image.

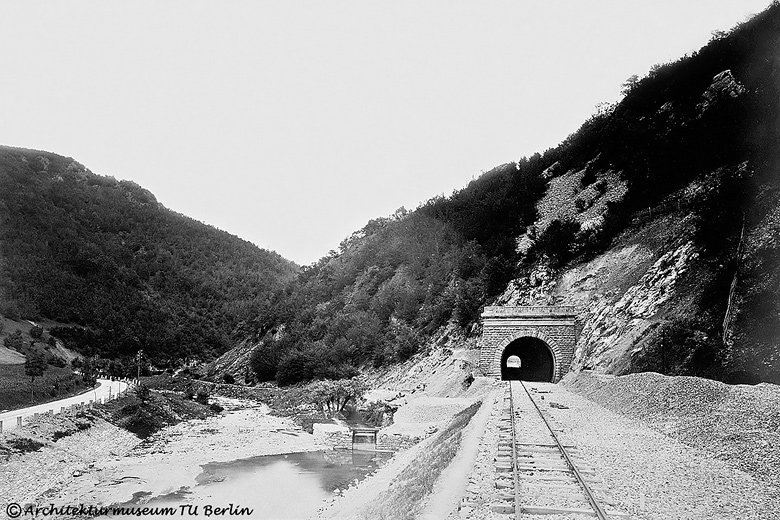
[461,380,779,520]
[563,371,780,493]
[0,411,140,508]
[458,388,509,520]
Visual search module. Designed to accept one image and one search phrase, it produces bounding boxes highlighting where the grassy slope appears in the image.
[0,364,94,411]
[0,316,91,410]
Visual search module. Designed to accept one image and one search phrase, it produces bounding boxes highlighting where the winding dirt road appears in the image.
[0,378,128,432]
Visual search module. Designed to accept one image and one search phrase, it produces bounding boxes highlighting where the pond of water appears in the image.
[113,450,391,519]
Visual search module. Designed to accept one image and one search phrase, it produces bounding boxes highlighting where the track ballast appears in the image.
[490,380,629,518]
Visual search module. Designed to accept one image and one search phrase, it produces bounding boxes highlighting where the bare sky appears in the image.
[0,1,772,265]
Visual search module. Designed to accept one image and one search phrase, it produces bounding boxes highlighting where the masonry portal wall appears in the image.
[500,337,555,382]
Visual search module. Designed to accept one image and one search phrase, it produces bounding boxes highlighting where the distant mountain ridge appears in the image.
[0,145,298,366]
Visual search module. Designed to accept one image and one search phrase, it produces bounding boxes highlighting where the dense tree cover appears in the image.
[244,158,547,386]
[249,3,780,385]
[0,146,298,365]
[248,172,546,385]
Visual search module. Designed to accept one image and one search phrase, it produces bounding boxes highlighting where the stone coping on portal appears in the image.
[481,305,577,317]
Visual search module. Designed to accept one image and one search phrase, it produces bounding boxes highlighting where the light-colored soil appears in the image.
[0,397,321,516]
[317,347,496,519]
[0,317,80,366]
[0,417,140,507]
[316,349,780,519]
[420,388,502,520]
[384,396,477,437]
[0,346,24,364]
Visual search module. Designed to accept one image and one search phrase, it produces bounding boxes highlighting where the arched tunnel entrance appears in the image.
[500,337,555,382]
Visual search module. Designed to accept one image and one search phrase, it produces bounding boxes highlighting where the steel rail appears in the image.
[508,381,522,517]
[516,381,610,520]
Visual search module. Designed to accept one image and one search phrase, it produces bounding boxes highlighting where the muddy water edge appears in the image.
[31,397,391,519]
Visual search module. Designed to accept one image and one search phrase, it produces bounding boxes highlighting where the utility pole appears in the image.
[136,350,143,382]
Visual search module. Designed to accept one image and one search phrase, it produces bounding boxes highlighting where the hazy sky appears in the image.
[0,1,772,265]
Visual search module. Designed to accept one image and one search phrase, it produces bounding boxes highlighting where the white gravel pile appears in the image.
[461,379,779,520]
[536,381,779,519]
[562,371,780,492]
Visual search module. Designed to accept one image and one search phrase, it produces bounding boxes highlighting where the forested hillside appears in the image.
[245,3,780,385]
[0,146,298,367]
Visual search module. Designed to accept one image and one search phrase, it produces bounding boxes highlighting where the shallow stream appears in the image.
[115,450,391,518]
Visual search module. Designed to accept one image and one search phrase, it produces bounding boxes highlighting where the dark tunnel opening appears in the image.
[500,337,554,382]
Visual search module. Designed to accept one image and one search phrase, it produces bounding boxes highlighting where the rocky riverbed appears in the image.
[0,397,321,519]
[0,411,139,509]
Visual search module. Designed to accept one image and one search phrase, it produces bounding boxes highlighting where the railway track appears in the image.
[491,381,629,519]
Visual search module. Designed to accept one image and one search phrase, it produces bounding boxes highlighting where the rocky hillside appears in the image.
[497,53,779,382]
[216,4,779,386]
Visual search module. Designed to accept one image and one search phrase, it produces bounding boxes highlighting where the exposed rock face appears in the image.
[697,69,746,114]
[498,191,701,377]
[202,339,258,383]
[541,161,561,179]
[516,165,627,255]
[495,265,556,306]
[499,146,700,376]
[572,241,698,371]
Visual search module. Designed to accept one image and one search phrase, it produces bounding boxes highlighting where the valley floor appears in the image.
[0,398,320,519]
[1,347,779,520]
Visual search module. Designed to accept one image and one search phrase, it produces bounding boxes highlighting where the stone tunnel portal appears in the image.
[480,306,577,383]
[500,337,555,382]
